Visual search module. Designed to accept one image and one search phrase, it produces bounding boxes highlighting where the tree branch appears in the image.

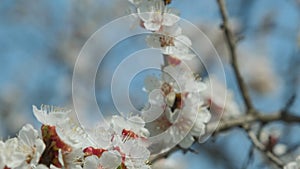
[149,146,179,164]
[215,0,287,167]
[149,110,300,166]
[149,146,197,164]
[149,1,300,167]
[216,0,254,112]
[244,126,285,168]
[207,110,300,168]
[209,111,300,133]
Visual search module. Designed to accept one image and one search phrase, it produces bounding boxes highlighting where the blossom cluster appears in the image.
[128,0,214,149]
[0,105,151,169]
[129,0,195,63]
[0,0,243,168]
[142,63,210,149]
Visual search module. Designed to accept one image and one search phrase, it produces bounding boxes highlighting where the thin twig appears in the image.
[242,123,265,169]
[216,0,254,112]
[208,111,300,133]
[242,143,254,169]
[149,146,180,164]
[149,145,199,164]
[215,1,288,167]
[244,126,285,168]
[281,94,296,116]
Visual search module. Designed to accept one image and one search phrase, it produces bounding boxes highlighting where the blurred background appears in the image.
[0,0,300,168]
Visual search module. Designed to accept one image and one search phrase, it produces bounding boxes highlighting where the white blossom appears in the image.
[55,120,88,149]
[131,0,194,61]
[0,138,25,168]
[143,63,210,149]
[83,152,121,169]
[88,126,114,149]
[32,105,70,126]
[81,115,151,169]
[99,151,122,169]
[111,115,150,138]
[33,105,88,149]
[0,124,46,169]
[146,30,195,61]
[59,148,84,169]
[137,0,179,31]
[273,143,287,156]
[202,75,241,119]
[15,124,45,168]
[115,138,150,169]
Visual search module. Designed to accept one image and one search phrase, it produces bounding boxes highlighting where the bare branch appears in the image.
[281,94,296,116]
[149,145,199,165]
[209,111,300,133]
[149,146,179,164]
[214,1,290,167]
[244,126,285,168]
[149,1,300,167]
[216,0,254,112]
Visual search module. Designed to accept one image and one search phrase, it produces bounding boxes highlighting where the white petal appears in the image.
[91,127,112,148]
[161,25,182,36]
[165,108,178,123]
[142,90,165,123]
[198,108,211,123]
[50,164,60,169]
[32,105,70,126]
[137,11,151,22]
[18,124,38,147]
[84,155,99,169]
[129,116,146,129]
[144,21,162,31]
[33,105,48,125]
[174,35,192,47]
[179,134,194,149]
[165,92,176,107]
[162,9,180,26]
[111,115,148,137]
[56,121,87,149]
[5,138,25,168]
[35,164,49,169]
[191,122,205,137]
[284,162,298,169]
[99,151,121,169]
[33,139,46,162]
[273,144,287,156]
